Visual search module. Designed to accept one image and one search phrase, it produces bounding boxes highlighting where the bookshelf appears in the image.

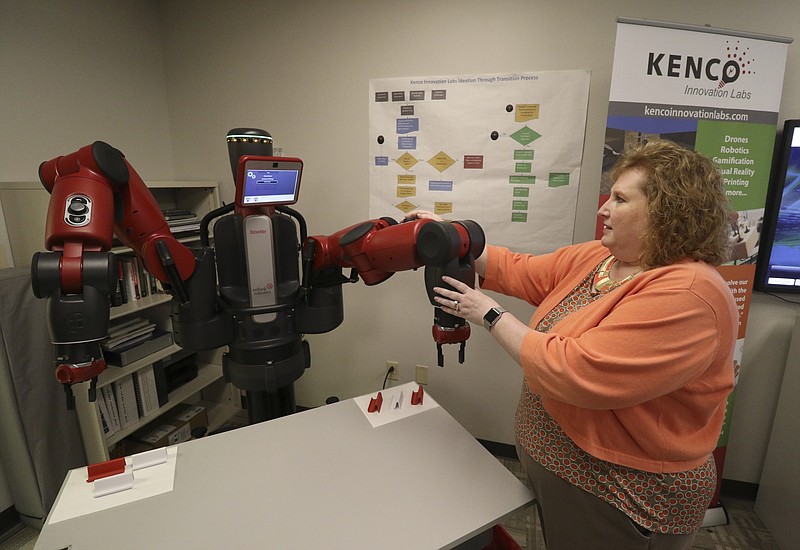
[0,180,242,463]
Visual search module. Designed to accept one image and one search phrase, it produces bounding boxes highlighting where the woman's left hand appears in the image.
[433,275,500,326]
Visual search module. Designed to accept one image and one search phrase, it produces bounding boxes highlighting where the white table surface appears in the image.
[35,385,534,550]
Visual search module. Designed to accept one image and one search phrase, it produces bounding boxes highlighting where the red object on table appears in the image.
[367,392,383,413]
[411,386,424,405]
[86,457,126,482]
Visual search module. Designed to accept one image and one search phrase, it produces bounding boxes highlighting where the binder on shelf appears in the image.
[132,365,160,418]
[154,350,198,395]
[152,363,170,407]
[104,330,173,367]
[131,372,144,418]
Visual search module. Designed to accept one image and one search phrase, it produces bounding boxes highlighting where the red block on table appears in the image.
[367,392,383,413]
[86,457,126,482]
[411,386,424,405]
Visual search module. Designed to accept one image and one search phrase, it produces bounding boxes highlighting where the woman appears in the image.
[410,140,737,549]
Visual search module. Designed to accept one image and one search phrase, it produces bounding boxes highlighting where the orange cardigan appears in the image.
[481,240,737,473]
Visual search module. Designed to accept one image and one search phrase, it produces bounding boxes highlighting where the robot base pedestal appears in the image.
[245,385,296,424]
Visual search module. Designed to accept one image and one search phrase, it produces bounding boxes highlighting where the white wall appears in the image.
[0,0,175,181]
[0,2,798,509]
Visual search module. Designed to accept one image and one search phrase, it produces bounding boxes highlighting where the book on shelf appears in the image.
[168,217,200,227]
[169,225,201,239]
[120,257,139,302]
[103,318,157,351]
[114,260,128,304]
[170,224,201,234]
[97,393,113,438]
[112,255,165,305]
[149,272,160,295]
[104,329,173,367]
[110,331,153,350]
[162,208,197,221]
[99,359,169,432]
[164,209,202,236]
[132,364,160,418]
[111,262,124,307]
[107,316,152,338]
[113,375,140,430]
[134,257,148,299]
[100,385,122,435]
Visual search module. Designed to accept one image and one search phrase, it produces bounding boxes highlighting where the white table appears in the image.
[35,385,534,549]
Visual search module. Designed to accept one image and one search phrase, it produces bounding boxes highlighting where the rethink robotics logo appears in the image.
[646,39,755,100]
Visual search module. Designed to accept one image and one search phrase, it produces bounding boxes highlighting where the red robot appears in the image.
[31,129,485,422]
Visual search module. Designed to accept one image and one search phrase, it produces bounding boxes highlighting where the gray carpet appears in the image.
[0,524,37,550]
[496,456,781,550]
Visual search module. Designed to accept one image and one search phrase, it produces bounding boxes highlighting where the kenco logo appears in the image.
[646,40,754,89]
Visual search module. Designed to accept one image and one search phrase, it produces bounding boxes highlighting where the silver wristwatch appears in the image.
[482,307,506,331]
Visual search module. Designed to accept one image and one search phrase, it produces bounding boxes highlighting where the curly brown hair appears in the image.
[610,140,732,269]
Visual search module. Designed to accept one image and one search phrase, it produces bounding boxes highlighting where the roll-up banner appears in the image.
[601,18,791,526]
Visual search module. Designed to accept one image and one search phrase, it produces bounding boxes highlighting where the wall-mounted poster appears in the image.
[369,70,590,254]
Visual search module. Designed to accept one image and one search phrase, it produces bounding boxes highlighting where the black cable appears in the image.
[382,366,395,389]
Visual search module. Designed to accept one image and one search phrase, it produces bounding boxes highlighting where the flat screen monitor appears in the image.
[754,119,800,294]
[235,156,303,207]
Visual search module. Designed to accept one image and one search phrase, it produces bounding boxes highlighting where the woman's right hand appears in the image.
[405,210,443,222]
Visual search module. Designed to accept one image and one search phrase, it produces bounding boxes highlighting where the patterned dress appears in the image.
[515,259,717,534]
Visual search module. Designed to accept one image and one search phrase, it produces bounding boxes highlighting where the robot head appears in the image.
[226,128,273,182]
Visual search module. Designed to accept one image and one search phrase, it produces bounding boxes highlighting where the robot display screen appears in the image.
[239,161,301,205]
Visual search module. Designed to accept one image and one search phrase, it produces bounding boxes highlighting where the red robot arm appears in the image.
[306,216,485,366]
[32,141,197,407]
[37,141,196,288]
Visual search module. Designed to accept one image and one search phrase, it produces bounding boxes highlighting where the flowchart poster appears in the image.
[369,70,590,253]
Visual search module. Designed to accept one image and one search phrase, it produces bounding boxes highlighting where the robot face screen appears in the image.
[236,157,302,206]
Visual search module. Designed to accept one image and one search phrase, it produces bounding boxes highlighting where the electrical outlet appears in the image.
[386,360,399,381]
[415,364,429,385]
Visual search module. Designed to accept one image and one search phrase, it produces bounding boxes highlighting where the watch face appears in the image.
[484,308,501,324]
[483,307,504,329]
